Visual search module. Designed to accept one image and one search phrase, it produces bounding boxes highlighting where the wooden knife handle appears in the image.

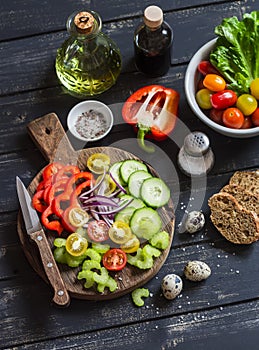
[30,229,70,307]
[27,112,77,164]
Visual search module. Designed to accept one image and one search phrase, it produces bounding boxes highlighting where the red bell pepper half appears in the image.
[122,85,180,152]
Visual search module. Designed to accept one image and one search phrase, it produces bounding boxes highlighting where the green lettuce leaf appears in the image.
[210,11,259,94]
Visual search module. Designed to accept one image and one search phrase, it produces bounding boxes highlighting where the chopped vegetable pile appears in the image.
[32,153,172,294]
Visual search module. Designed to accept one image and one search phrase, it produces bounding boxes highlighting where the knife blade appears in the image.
[16,176,70,307]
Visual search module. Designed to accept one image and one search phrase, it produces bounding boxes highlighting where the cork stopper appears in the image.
[144,6,163,29]
[74,11,95,34]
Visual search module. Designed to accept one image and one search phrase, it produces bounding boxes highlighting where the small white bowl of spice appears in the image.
[67,100,114,142]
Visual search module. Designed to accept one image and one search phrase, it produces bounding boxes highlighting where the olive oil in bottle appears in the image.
[55,10,122,97]
[134,6,173,77]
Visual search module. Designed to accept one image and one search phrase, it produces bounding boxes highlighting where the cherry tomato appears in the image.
[197,61,220,75]
[68,207,89,227]
[108,221,133,244]
[196,88,212,109]
[251,108,259,127]
[87,220,109,242]
[241,117,253,129]
[120,234,140,253]
[65,233,88,257]
[250,78,259,100]
[211,90,237,109]
[209,108,223,125]
[236,94,257,116]
[203,74,226,92]
[222,107,244,129]
[87,153,110,174]
[102,248,127,271]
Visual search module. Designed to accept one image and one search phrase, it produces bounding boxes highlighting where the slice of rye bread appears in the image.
[229,170,259,195]
[208,192,259,244]
[220,184,259,216]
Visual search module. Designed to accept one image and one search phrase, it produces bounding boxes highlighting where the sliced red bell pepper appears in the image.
[37,177,54,193]
[42,162,64,181]
[52,172,93,217]
[65,171,94,193]
[32,189,48,213]
[122,85,180,152]
[52,191,71,218]
[54,164,81,182]
[70,179,92,206]
[61,206,78,233]
[41,205,63,235]
[46,178,68,205]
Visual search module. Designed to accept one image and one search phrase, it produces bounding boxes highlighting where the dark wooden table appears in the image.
[1,0,259,349]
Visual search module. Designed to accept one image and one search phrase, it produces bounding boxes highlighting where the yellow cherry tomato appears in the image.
[250,78,259,100]
[196,88,213,109]
[108,221,133,244]
[87,153,110,174]
[236,94,258,116]
[65,233,88,257]
[96,174,116,195]
[120,234,140,253]
[68,207,89,227]
[203,74,226,92]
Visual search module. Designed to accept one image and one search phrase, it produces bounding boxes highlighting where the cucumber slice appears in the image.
[140,177,170,208]
[130,207,162,240]
[128,170,152,198]
[114,206,136,224]
[120,159,148,183]
[120,194,146,209]
[109,161,125,186]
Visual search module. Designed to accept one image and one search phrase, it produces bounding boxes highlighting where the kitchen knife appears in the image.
[16,176,70,307]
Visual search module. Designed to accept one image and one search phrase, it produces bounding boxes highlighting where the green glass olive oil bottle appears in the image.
[55,10,122,97]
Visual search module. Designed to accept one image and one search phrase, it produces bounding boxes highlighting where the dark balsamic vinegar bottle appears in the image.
[134,5,173,77]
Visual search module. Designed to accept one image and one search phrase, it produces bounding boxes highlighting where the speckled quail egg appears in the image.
[185,210,205,233]
[184,260,211,282]
[161,274,183,300]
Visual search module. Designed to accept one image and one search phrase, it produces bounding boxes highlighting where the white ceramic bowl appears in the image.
[67,100,114,142]
[185,38,259,138]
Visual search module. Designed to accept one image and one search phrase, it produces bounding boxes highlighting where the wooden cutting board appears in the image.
[17,113,175,300]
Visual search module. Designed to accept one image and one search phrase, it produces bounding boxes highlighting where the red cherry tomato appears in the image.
[198,61,220,75]
[251,108,259,127]
[203,74,226,92]
[102,248,127,271]
[211,90,237,109]
[241,117,253,129]
[209,108,224,125]
[87,220,109,242]
[222,108,244,129]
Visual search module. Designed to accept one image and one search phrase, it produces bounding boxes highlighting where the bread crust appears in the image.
[229,170,259,195]
[220,184,259,216]
[208,192,259,244]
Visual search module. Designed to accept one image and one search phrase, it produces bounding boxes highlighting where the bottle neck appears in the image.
[66,10,102,39]
[145,23,162,32]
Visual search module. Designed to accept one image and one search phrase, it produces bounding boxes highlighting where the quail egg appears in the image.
[161,274,183,300]
[184,260,211,281]
[185,210,205,233]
